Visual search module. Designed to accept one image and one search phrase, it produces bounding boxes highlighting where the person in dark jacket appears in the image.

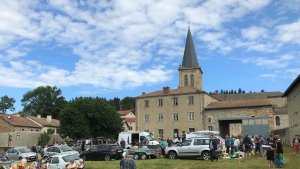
[209,135,218,162]
[31,145,37,153]
[243,134,253,158]
[225,135,230,154]
[274,138,283,168]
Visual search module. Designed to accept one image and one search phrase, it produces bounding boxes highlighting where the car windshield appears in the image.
[181,140,192,146]
[62,155,80,162]
[60,146,73,152]
[18,148,31,153]
[145,135,154,141]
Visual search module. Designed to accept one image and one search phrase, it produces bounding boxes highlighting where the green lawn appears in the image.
[84,146,298,169]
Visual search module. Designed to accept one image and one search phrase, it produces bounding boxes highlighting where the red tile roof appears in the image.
[205,98,271,110]
[0,114,41,128]
[28,116,60,127]
[118,110,133,116]
[137,86,202,98]
[124,117,136,122]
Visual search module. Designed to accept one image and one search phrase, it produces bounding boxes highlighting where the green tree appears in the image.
[238,88,242,94]
[59,97,124,139]
[261,89,265,92]
[21,86,67,118]
[37,130,54,147]
[120,96,136,111]
[0,95,16,114]
[108,97,121,111]
[242,90,245,93]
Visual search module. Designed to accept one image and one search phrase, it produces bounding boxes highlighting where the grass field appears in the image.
[84,146,298,169]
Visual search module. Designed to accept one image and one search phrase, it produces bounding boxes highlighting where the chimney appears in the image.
[163,86,170,94]
[142,92,145,95]
[37,114,41,118]
[47,115,52,123]
[224,95,227,101]
[215,90,219,99]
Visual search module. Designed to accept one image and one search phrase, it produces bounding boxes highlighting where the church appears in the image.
[135,28,289,141]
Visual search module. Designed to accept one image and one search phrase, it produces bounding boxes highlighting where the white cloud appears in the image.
[260,74,276,78]
[239,54,295,68]
[275,19,300,44]
[241,26,268,40]
[286,68,300,79]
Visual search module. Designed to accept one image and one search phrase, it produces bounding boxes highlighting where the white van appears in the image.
[118,131,160,148]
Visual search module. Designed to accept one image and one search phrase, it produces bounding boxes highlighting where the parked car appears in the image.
[6,147,37,161]
[46,152,82,169]
[165,136,223,160]
[0,153,8,162]
[44,145,79,159]
[80,144,123,161]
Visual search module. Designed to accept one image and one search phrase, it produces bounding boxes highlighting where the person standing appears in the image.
[243,134,253,158]
[209,135,218,162]
[120,138,126,149]
[233,136,240,152]
[20,156,28,169]
[182,131,186,142]
[31,145,37,153]
[160,139,167,157]
[274,138,283,168]
[230,136,235,154]
[266,139,276,167]
[293,135,300,155]
[123,153,137,169]
[225,135,230,154]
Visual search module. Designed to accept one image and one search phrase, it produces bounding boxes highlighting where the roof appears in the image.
[181,27,199,68]
[282,74,300,97]
[28,116,60,127]
[137,86,203,98]
[0,114,41,128]
[205,98,271,110]
[216,92,283,101]
[118,110,132,116]
[124,118,135,122]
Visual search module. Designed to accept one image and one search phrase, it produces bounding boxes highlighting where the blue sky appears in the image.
[0,0,299,113]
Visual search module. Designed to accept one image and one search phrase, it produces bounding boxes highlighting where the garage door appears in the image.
[242,117,269,138]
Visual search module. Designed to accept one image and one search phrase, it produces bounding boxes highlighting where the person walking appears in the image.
[293,135,300,155]
[209,135,218,162]
[243,134,253,158]
[274,138,283,168]
[122,152,137,169]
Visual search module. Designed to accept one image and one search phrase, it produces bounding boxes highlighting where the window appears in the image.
[144,115,149,122]
[208,126,213,131]
[173,97,178,105]
[158,114,163,122]
[158,99,163,106]
[275,116,280,126]
[188,112,194,121]
[51,157,59,164]
[208,118,211,122]
[194,139,202,145]
[144,130,149,132]
[158,129,164,138]
[21,128,24,131]
[190,74,194,87]
[128,126,132,130]
[173,113,179,121]
[184,75,188,86]
[189,128,195,133]
[188,96,194,104]
[36,130,39,132]
[53,147,61,153]
[144,100,149,107]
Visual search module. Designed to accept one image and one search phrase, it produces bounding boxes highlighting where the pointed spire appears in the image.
[181,27,199,68]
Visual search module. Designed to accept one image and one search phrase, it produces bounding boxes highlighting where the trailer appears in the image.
[127,145,162,160]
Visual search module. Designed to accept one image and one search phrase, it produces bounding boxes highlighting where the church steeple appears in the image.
[178,27,203,91]
[181,27,199,68]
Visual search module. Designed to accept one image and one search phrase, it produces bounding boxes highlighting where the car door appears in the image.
[11,149,20,160]
[48,157,59,169]
[45,147,53,157]
[6,149,14,160]
[192,139,203,156]
[98,145,109,160]
[177,140,192,157]
[86,145,99,160]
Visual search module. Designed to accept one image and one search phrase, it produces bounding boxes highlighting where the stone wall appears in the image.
[272,127,291,146]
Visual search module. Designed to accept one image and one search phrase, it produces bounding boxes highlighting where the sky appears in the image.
[0,0,300,113]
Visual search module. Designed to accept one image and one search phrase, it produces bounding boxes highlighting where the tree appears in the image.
[21,86,67,118]
[108,97,121,111]
[120,96,136,111]
[238,88,242,94]
[0,95,16,114]
[37,129,54,147]
[59,97,124,139]
[261,89,265,92]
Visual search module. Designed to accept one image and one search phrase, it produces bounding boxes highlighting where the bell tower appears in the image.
[178,27,203,90]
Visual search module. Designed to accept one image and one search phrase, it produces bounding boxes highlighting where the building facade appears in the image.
[283,75,300,143]
[118,110,136,132]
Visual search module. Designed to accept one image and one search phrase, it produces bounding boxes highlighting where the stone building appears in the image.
[118,110,136,132]
[283,74,300,144]
[28,115,60,134]
[135,27,289,140]
[0,114,42,133]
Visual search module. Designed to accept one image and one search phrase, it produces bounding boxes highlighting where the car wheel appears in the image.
[201,151,210,160]
[133,154,139,160]
[168,151,177,160]
[141,153,147,160]
[104,154,110,161]
[81,155,86,161]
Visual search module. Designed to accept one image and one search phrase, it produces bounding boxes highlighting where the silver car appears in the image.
[44,145,79,159]
[6,147,37,161]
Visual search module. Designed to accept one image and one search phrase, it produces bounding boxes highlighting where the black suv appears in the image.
[80,144,123,161]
